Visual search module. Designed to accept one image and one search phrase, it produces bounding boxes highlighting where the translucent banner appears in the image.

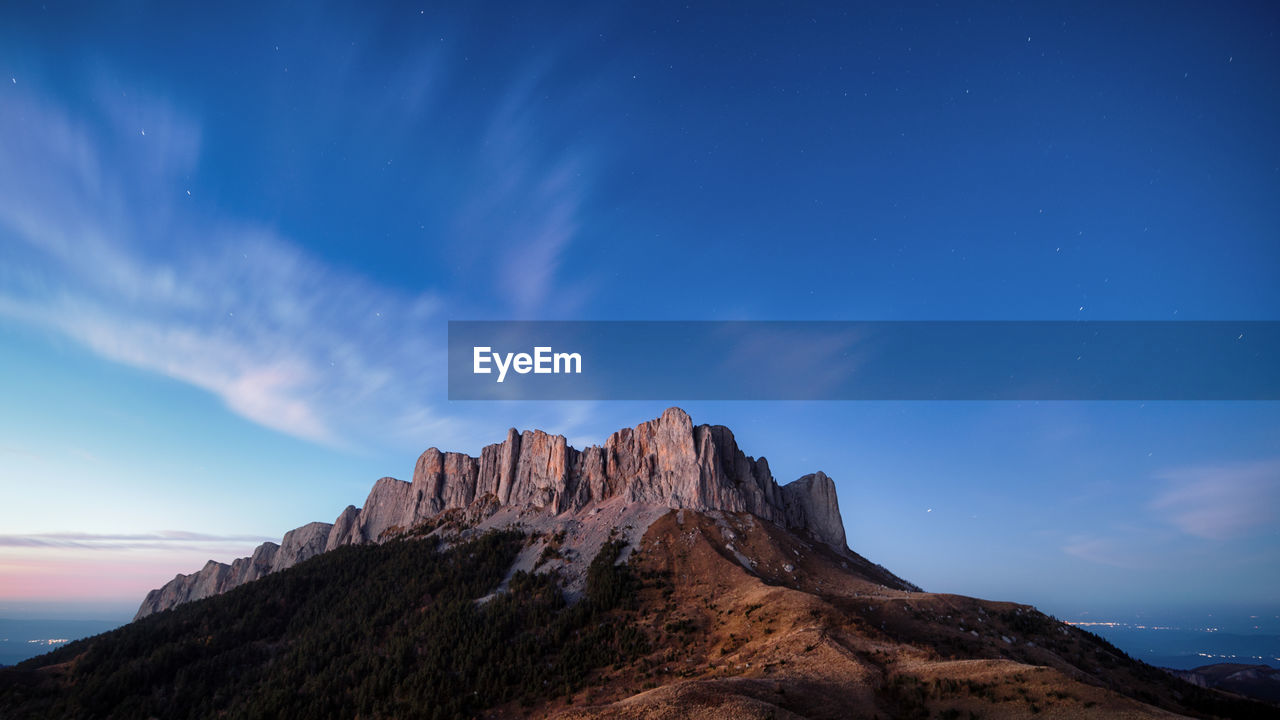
[447,321,1280,401]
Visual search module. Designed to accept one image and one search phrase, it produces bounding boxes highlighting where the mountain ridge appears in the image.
[136,407,878,619]
[9,409,1278,719]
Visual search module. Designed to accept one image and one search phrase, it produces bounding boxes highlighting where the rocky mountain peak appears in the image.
[135,408,853,619]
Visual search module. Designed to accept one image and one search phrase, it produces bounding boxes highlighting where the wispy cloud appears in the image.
[1061,529,1176,569]
[1062,534,1136,568]
[1150,458,1280,540]
[451,66,594,317]
[0,47,607,453]
[1062,458,1280,566]
[0,84,468,450]
[0,531,275,551]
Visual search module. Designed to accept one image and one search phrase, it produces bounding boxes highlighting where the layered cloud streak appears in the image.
[0,86,453,449]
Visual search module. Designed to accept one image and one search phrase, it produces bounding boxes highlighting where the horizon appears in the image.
[1,0,1277,669]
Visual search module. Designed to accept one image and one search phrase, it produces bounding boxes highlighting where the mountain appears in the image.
[3,408,1277,719]
[1167,664,1280,704]
[136,407,907,619]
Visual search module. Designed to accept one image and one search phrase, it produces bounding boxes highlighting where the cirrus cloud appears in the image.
[0,83,461,451]
[1150,459,1280,540]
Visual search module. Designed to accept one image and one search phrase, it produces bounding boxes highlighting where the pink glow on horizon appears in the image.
[0,544,262,603]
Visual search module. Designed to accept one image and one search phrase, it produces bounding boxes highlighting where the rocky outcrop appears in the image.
[229,541,278,586]
[136,408,856,619]
[325,505,361,551]
[133,523,330,620]
[272,521,332,572]
[781,472,848,551]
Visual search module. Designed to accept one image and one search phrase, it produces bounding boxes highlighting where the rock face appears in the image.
[135,408,856,620]
[780,471,847,551]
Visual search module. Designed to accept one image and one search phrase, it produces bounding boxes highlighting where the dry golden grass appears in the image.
[525,510,1244,720]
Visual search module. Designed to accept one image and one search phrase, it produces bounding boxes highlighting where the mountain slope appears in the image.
[1167,664,1280,704]
[555,510,1278,719]
[0,530,653,719]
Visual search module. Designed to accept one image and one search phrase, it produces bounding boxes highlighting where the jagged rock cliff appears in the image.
[135,408,855,620]
[134,522,331,618]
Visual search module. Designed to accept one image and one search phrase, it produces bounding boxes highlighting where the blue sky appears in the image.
[0,1,1277,621]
